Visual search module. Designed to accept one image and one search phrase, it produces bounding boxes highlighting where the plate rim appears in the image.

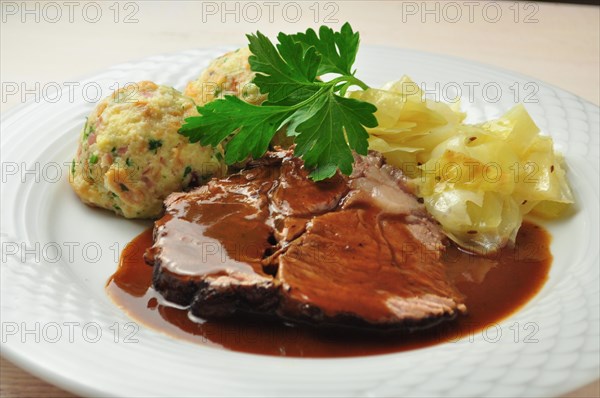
[1,45,599,398]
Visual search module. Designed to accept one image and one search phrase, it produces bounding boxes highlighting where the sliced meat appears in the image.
[146,150,466,330]
[270,156,348,217]
[276,154,464,329]
[268,156,348,245]
[344,152,445,253]
[277,209,463,329]
[145,154,283,317]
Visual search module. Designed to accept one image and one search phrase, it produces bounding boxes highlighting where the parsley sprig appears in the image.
[179,23,377,181]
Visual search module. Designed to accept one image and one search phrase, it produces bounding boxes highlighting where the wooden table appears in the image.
[1,1,598,396]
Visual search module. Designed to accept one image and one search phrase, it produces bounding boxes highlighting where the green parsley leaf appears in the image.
[291,23,360,76]
[247,31,321,105]
[180,96,292,164]
[179,23,377,181]
[294,93,376,180]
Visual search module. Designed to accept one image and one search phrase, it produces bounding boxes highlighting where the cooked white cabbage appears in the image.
[349,76,574,253]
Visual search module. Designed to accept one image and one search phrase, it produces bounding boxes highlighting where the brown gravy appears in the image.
[106,221,552,357]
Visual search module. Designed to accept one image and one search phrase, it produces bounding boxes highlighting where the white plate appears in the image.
[1,47,598,398]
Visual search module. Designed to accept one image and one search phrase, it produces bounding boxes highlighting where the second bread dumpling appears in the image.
[184,47,266,106]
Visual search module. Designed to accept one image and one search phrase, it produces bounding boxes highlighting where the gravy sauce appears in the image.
[107,221,551,357]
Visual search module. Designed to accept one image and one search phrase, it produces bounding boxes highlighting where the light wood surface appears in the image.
[1,1,598,397]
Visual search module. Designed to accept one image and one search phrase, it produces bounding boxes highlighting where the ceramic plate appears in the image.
[1,47,598,397]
